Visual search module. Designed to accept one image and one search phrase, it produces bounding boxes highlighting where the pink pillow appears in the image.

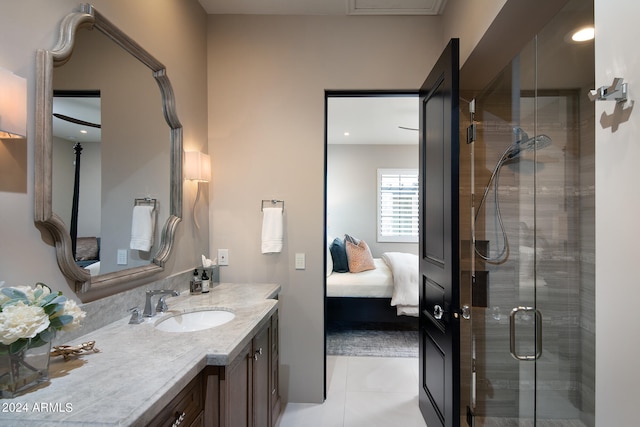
[345,239,375,273]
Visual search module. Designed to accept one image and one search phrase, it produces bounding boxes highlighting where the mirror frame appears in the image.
[35,4,182,302]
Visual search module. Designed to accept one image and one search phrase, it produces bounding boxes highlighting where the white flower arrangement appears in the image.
[0,283,86,354]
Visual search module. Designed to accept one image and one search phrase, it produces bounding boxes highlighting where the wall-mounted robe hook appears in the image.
[588,77,628,103]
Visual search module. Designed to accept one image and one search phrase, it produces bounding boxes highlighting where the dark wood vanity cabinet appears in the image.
[202,310,281,427]
[147,373,205,427]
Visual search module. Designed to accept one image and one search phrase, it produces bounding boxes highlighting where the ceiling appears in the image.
[327,96,418,145]
[197,0,448,16]
[53,97,101,144]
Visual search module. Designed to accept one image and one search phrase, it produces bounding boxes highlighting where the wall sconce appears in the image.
[184,151,211,182]
[184,151,211,229]
[0,67,27,139]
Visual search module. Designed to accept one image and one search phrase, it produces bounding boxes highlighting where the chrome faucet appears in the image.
[143,290,180,317]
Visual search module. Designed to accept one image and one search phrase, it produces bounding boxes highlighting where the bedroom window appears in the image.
[377,168,419,243]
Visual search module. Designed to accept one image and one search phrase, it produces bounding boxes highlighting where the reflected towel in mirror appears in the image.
[130,205,155,251]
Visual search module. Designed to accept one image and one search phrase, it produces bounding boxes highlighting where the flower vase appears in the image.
[0,339,53,398]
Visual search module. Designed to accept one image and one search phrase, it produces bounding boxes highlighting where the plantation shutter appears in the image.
[377,169,419,242]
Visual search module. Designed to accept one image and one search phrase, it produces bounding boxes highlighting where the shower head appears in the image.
[505,128,552,159]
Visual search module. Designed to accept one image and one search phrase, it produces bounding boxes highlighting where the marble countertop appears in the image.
[0,282,280,426]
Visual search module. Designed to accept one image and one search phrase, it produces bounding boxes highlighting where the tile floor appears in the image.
[279,355,428,427]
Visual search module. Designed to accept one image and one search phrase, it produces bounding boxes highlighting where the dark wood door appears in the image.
[418,38,461,427]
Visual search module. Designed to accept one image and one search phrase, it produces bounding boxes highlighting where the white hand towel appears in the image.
[261,207,283,254]
[130,205,155,251]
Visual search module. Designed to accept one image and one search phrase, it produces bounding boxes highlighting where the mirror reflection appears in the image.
[52,91,102,273]
[51,22,169,277]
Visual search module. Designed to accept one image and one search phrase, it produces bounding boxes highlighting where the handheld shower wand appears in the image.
[474,128,552,264]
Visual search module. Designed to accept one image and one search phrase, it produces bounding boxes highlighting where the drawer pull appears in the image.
[171,411,186,427]
[253,347,263,361]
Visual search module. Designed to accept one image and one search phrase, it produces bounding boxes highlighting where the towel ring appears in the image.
[134,197,157,211]
[261,199,284,212]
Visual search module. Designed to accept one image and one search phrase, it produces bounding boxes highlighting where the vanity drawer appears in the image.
[148,374,204,427]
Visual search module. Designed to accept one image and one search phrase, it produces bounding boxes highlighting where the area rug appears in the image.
[326,321,419,358]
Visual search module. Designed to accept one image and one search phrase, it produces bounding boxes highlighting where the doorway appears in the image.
[324,91,421,395]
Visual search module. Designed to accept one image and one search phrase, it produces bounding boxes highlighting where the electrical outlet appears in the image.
[218,249,229,266]
[117,249,128,265]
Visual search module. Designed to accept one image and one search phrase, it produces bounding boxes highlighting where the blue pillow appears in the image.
[329,237,349,273]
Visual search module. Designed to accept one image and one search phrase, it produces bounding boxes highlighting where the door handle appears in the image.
[433,304,444,320]
[509,306,542,361]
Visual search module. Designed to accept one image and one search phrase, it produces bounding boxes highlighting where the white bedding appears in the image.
[326,258,394,298]
[326,253,419,317]
[86,261,101,276]
[382,252,419,317]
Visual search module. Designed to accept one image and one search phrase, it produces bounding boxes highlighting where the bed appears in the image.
[326,251,419,325]
[75,236,101,275]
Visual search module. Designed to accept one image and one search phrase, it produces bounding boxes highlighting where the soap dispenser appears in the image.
[201,270,210,293]
[190,269,202,294]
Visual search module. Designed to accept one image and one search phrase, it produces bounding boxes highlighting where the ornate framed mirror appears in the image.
[35,4,182,302]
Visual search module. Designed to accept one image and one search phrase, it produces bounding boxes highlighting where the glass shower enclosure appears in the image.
[459,1,595,426]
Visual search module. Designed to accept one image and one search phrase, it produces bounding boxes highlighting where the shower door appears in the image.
[464,1,595,424]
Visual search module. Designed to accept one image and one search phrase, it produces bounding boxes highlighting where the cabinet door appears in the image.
[147,374,204,427]
[253,322,271,427]
[270,310,281,426]
[226,342,252,427]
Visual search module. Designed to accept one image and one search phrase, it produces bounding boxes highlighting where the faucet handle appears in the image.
[128,306,144,324]
[156,297,169,313]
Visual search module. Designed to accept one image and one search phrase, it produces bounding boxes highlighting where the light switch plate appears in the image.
[117,249,128,265]
[295,253,305,270]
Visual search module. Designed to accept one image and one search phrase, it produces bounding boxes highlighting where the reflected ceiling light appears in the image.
[571,26,595,42]
[344,132,350,136]
[0,66,27,139]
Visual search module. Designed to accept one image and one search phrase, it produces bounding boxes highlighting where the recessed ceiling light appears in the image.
[571,26,594,42]
[344,132,350,136]
[80,130,88,134]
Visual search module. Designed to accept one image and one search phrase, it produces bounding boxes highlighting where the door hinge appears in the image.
[467,98,476,144]
[466,122,476,144]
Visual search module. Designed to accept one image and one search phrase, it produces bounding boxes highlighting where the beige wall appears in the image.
[207,14,442,403]
[442,0,508,64]
[594,0,640,425]
[327,143,419,257]
[0,0,208,297]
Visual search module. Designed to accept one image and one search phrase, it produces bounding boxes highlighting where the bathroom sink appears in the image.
[155,309,235,332]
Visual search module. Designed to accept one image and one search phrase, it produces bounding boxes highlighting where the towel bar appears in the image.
[261,199,284,212]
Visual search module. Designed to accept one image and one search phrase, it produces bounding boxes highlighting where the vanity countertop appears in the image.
[0,282,280,426]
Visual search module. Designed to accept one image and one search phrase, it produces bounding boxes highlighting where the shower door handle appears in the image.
[509,306,542,361]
